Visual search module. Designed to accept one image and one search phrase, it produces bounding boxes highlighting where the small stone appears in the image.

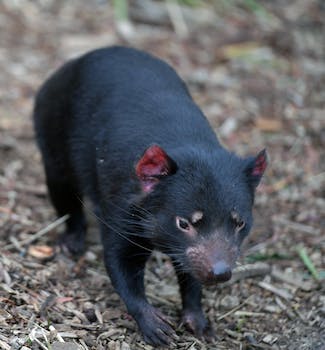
[219,117,238,137]
[84,308,97,323]
[121,342,130,350]
[262,334,278,345]
[244,332,258,344]
[83,301,94,309]
[220,295,240,309]
[107,341,116,350]
[84,251,97,261]
[51,342,81,350]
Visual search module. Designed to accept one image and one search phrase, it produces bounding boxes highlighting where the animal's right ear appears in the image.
[245,149,268,188]
[136,144,178,193]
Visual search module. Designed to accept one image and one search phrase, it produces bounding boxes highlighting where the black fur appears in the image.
[34,46,266,346]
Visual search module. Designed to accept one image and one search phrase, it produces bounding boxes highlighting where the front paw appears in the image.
[136,306,175,346]
[181,309,215,342]
[59,231,85,256]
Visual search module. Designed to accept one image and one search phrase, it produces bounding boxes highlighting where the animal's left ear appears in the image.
[245,149,268,188]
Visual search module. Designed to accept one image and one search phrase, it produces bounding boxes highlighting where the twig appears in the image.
[113,0,134,40]
[64,307,89,323]
[223,262,271,286]
[273,217,320,235]
[96,329,122,343]
[0,340,11,350]
[0,262,11,285]
[166,0,189,38]
[29,328,49,350]
[69,323,101,331]
[14,182,47,196]
[86,268,110,281]
[49,325,65,342]
[79,339,89,350]
[95,305,103,324]
[217,296,252,321]
[8,236,25,255]
[5,214,69,250]
[234,311,266,317]
[257,281,293,300]
[52,333,80,339]
[146,292,175,307]
[275,297,295,320]
[305,171,325,185]
[271,268,313,291]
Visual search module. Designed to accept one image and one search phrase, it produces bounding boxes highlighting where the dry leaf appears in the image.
[27,245,54,260]
[255,118,283,132]
[220,41,260,59]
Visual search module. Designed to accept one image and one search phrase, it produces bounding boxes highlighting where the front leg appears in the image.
[173,262,214,341]
[102,227,174,346]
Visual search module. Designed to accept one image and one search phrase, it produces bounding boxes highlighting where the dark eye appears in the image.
[176,217,190,231]
[231,211,245,231]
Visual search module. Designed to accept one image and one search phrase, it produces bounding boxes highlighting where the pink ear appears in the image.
[136,145,177,192]
[252,149,267,176]
[246,149,267,187]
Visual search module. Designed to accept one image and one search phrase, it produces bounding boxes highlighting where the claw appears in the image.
[59,231,85,256]
[181,309,215,342]
[136,306,175,346]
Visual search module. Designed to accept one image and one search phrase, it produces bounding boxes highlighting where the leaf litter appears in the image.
[0,0,324,349]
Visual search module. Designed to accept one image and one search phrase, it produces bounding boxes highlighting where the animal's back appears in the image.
[36,46,218,153]
[71,46,218,151]
[34,46,220,197]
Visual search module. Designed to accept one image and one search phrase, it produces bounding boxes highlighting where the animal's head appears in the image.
[135,144,267,285]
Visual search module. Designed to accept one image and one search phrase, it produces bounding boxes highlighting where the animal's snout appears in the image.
[211,261,232,282]
[186,240,237,285]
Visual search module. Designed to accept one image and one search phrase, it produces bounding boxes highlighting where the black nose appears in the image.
[212,261,232,282]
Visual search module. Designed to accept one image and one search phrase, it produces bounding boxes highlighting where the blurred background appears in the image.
[0,1,324,349]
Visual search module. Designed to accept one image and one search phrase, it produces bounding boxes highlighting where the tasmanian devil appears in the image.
[33,46,267,346]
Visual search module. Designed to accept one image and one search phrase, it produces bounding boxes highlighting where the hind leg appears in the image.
[46,173,87,255]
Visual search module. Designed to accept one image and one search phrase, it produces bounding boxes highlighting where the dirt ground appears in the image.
[0,1,324,349]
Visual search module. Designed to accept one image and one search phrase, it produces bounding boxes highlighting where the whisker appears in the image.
[75,196,187,263]
[77,197,153,253]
